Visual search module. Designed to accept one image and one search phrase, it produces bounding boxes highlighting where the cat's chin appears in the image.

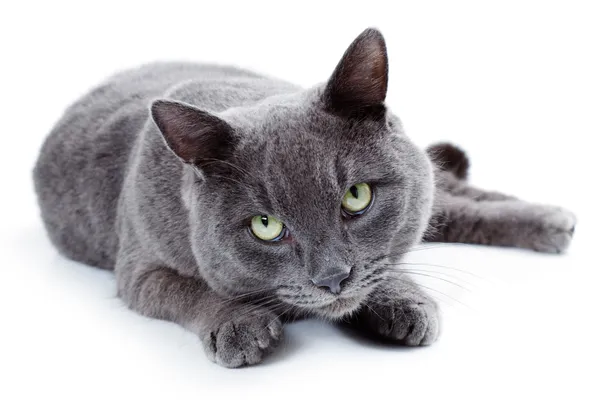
[314,294,365,320]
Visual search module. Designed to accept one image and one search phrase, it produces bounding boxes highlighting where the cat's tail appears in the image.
[426,142,470,180]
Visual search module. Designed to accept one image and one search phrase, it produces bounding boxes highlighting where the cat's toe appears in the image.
[391,299,440,346]
[202,312,283,368]
[531,206,577,253]
[361,298,440,346]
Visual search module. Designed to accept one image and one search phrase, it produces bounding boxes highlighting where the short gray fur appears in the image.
[33,29,575,368]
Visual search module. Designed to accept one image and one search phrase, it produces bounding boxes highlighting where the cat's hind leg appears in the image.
[426,142,575,252]
[436,171,518,202]
[425,194,576,253]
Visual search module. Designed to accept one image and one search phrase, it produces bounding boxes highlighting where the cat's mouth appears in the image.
[277,289,370,319]
[315,294,365,319]
[275,266,387,318]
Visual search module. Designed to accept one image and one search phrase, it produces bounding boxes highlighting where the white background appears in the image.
[1,1,599,402]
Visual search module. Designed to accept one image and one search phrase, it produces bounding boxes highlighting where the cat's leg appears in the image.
[348,276,440,346]
[426,194,576,253]
[115,255,283,368]
[436,170,517,202]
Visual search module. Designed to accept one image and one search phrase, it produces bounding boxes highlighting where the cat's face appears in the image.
[151,29,434,319]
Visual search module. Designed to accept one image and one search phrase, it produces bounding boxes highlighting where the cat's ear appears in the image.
[323,28,388,115]
[150,100,236,168]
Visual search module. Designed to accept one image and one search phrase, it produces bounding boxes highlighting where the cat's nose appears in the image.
[311,267,351,294]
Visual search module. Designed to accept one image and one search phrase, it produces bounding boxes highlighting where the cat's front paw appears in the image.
[201,309,283,368]
[358,294,440,346]
[526,205,576,253]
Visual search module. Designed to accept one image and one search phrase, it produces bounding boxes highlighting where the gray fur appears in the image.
[33,29,574,367]
[427,146,576,253]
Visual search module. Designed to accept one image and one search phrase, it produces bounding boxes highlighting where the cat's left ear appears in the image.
[150,99,236,170]
[323,28,388,115]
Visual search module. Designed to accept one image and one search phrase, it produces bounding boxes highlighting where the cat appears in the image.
[33,28,575,368]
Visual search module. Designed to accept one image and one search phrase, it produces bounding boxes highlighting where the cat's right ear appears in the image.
[323,28,388,117]
[150,100,236,169]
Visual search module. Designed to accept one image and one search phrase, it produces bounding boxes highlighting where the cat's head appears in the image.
[151,29,434,319]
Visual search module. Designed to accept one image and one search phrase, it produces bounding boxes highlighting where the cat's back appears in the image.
[33,62,277,269]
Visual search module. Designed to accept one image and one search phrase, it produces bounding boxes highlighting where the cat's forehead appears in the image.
[238,105,401,183]
[231,102,409,211]
[252,124,384,200]
[270,135,338,186]
[261,118,365,180]
[255,105,378,154]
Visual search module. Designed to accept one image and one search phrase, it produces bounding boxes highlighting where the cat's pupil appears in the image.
[261,215,269,227]
[350,185,358,199]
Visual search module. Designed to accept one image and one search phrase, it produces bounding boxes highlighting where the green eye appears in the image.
[342,183,372,215]
[250,215,285,241]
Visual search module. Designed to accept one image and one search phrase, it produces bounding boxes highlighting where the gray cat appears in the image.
[33,29,575,367]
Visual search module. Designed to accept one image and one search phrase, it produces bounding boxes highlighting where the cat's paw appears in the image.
[201,310,283,368]
[526,205,576,253]
[359,294,440,346]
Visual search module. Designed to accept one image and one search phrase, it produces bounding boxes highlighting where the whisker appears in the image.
[408,243,457,252]
[391,267,473,284]
[208,174,256,191]
[226,295,281,319]
[385,262,486,280]
[265,305,295,332]
[363,303,385,321]
[412,282,471,309]
[360,275,385,290]
[201,158,254,179]
[223,287,275,303]
[230,303,279,323]
[219,294,274,312]
[390,269,472,292]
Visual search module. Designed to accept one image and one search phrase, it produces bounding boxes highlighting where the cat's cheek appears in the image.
[204,237,295,294]
[348,203,403,250]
